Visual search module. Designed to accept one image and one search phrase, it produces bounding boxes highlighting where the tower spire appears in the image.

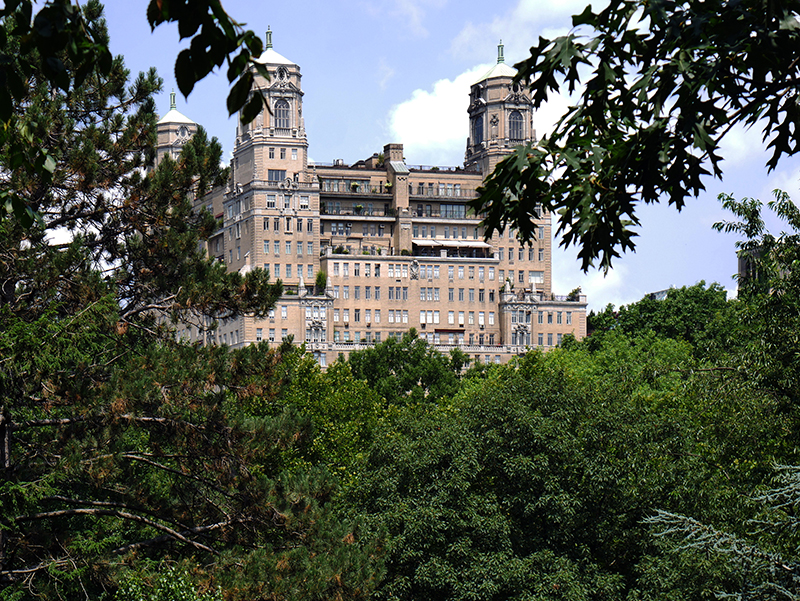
[497,40,504,64]
[170,89,176,110]
[266,26,273,49]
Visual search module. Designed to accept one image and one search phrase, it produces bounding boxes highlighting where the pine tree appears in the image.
[0,4,379,599]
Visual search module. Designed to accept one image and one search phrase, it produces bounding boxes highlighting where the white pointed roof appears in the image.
[254,47,295,66]
[475,41,517,83]
[252,28,296,66]
[157,91,195,125]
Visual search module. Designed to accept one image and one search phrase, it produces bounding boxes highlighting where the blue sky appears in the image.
[103,0,800,312]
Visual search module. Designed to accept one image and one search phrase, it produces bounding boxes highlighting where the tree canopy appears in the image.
[472,0,800,271]
[0,0,268,226]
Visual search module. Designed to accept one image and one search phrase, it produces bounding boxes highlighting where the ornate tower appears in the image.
[155,91,197,167]
[464,41,536,175]
[232,27,309,190]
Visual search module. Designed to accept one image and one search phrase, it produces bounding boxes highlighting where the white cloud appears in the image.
[388,65,489,166]
[388,60,573,166]
[450,0,610,64]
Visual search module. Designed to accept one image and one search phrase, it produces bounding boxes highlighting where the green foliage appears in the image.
[115,565,222,601]
[587,282,735,359]
[315,270,327,292]
[0,0,268,226]
[472,0,800,271]
[351,334,791,600]
[713,190,800,399]
[345,330,466,406]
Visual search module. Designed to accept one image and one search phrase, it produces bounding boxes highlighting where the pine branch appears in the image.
[16,507,218,555]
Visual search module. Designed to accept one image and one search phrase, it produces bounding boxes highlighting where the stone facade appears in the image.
[161,35,588,366]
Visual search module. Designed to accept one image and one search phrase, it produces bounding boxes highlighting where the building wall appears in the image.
[171,40,587,366]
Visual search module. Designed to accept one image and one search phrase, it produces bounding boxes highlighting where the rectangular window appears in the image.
[458,311,465,325]
[448,288,454,301]
[292,148,298,160]
[308,241,313,255]
[334,309,340,322]
[269,147,275,159]
[557,311,563,324]
[343,263,349,277]
[365,286,371,300]
[280,148,286,159]
[297,241,303,256]
[469,289,475,302]
[479,311,485,326]
[355,286,361,299]
[448,265,454,280]
[286,264,292,278]
[365,264,371,277]
[458,266,465,279]
[567,312,573,325]
[274,264,280,278]
[334,285,340,298]
[489,312,495,325]
[448,311,455,325]
[285,241,292,255]
[365,309,371,322]
[281,305,288,319]
[375,286,381,300]
[402,310,408,323]
[256,328,263,342]
[469,311,475,325]
[354,263,360,276]
[375,310,381,323]
[343,286,349,299]
[354,309,360,322]
[267,194,276,208]
[489,267,495,281]
[459,288,465,301]
[547,333,553,346]
[274,218,280,231]
[548,312,553,324]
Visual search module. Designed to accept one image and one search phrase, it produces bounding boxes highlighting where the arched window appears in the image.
[509,110,524,141]
[473,114,483,146]
[275,100,290,129]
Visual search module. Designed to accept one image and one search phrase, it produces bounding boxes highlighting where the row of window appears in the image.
[510,310,573,325]
[496,247,546,262]
[263,240,315,257]
[324,222,386,237]
[333,308,388,323]
[411,185,464,199]
[267,147,299,160]
[265,194,310,210]
[263,216,314,233]
[265,264,315,280]
[252,326,563,349]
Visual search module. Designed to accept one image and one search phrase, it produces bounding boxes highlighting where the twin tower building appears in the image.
[157,32,587,366]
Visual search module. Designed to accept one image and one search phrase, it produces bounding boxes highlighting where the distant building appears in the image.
[159,32,588,365]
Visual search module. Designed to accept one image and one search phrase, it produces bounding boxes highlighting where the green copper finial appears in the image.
[498,40,504,64]
[266,26,273,49]
[170,89,176,110]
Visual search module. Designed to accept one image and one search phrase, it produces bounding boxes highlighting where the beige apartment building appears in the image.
[162,32,587,366]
